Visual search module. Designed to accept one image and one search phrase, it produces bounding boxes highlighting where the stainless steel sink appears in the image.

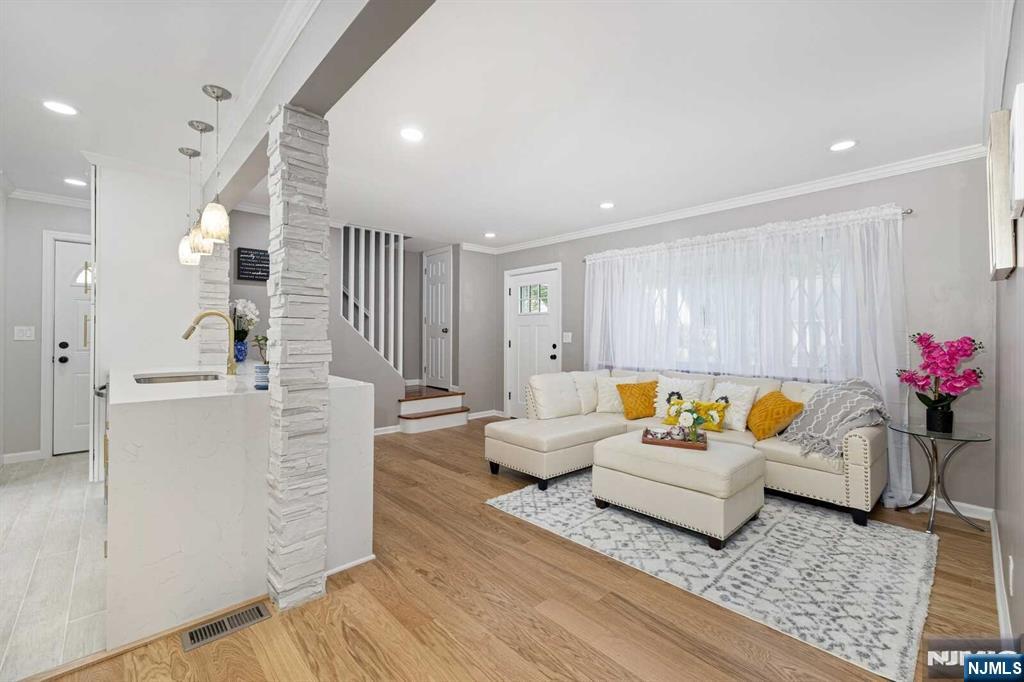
[134,372,223,384]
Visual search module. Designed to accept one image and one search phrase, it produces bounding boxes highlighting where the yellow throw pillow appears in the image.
[694,401,727,432]
[662,398,689,426]
[747,391,804,440]
[616,381,658,420]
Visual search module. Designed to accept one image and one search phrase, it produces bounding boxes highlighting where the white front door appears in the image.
[422,247,453,389]
[53,240,92,455]
[505,266,562,418]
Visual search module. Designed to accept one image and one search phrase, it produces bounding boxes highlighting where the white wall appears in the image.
[2,198,90,455]
[94,162,198,391]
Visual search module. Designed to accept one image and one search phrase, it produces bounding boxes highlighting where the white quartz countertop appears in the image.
[109,365,369,406]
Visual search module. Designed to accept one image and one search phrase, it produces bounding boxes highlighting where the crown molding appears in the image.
[460,241,500,255]
[483,145,986,255]
[8,189,90,210]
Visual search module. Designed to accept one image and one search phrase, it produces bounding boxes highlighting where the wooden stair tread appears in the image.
[400,387,466,402]
[398,406,471,420]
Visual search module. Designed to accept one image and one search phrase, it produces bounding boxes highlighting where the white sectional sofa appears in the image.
[484,368,888,525]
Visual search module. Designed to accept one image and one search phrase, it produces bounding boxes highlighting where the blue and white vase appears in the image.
[234,340,248,363]
[254,364,269,390]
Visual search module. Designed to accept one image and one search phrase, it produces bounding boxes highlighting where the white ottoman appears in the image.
[592,431,764,549]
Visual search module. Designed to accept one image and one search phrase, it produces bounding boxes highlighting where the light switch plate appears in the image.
[13,326,35,341]
[562,332,573,343]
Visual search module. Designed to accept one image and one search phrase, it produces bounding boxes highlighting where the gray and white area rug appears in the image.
[487,470,937,681]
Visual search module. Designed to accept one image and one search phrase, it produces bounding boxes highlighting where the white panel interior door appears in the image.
[53,240,92,455]
[422,247,453,389]
[505,268,561,418]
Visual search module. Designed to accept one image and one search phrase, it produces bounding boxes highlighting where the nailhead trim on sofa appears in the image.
[485,458,592,481]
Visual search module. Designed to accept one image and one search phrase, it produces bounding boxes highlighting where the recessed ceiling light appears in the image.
[63,178,87,187]
[484,232,496,239]
[829,139,857,152]
[600,202,615,210]
[400,127,424,143]
[44,100,78,116]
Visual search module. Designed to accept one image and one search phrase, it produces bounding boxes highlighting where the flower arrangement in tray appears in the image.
[896,332,983,433]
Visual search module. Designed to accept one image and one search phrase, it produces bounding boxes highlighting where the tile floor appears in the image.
[0,453,106,681]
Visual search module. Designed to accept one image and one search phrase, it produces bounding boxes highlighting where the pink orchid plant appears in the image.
[896,333,984,409]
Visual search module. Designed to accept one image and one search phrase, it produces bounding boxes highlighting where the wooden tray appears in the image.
[641,428,708,451]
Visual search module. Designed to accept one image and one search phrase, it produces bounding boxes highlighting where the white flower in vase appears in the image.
[679,412,695,428]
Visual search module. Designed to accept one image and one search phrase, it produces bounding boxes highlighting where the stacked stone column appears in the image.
[265,104,333,609]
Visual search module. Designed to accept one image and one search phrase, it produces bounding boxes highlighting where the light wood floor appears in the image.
[55,418,998,681]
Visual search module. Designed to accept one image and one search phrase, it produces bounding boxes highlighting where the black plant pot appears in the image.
[926,405,954,433]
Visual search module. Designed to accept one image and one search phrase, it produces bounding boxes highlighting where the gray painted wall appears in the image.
[3,198,90,455]
[403,251,421,381]
[228,210,406,427]
[456,249,502,413]
[486,159,995,507]
[995,0,1023,633]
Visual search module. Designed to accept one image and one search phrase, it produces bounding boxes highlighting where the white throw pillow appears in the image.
[529,373,582,419]
[654,375,705,418]
[571,369,609,414]
[596,375,637,413]
[709,381,759,432]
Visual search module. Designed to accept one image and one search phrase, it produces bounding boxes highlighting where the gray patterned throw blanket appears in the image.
[779,379,889,459]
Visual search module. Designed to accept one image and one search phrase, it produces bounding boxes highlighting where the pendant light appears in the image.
[189,120,214,255]
[177,146,201,265]
[199,84,231,243]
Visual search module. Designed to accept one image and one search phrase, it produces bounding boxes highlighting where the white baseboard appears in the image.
[326,553,376,577]
[374,425,400,436]
[908,497,994,521]
[2,450,44,465]
[404,379,422,387]
[991,514,1014,639]
[468,410,504,420]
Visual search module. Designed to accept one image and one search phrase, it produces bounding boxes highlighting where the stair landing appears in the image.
[398,386,468,433]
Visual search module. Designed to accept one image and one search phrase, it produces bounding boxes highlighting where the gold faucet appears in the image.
[182,310,237,376]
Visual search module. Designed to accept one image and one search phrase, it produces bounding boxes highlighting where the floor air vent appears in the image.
[181,602,270,651]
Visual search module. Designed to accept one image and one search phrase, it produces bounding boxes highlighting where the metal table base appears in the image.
[895,434,984,533]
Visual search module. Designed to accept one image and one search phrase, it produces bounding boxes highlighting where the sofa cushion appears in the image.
[661,371,717,401]
[654,375,705,418]
[485,414,625,452]
[594,431,763,498]
[754,437,843,474]
[780,380,827,405]
[715,375,782,401]
[597,375,637,413]
[706,429,757,447]
[529,373,581,419]
[571,370,609,414]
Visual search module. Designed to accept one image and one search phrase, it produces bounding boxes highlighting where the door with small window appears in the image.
[504,266,562,418]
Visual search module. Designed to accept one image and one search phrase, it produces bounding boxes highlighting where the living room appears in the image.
[1,0,1021,680]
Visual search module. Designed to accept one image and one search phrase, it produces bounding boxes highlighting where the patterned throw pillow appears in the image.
[708,381,759,431]
[747,391,804,440]
[695,400,728,431]
[616,381,658,420]
[596,375,637,413]
[654,375,705,418]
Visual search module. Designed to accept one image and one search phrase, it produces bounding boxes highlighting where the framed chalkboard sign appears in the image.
[236,247,270,281]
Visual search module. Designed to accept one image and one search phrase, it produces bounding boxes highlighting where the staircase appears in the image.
[398,386,469,434]
[340,224,405,373]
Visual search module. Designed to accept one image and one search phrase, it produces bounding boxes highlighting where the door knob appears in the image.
[58,356,69,364]
[58,341,69,349]
[442,327,449,334]
[549,354,557,360]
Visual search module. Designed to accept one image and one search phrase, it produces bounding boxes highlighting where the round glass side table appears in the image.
[887,422,991,534]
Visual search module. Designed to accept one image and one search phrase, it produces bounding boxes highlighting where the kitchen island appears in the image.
[104,366,373,648]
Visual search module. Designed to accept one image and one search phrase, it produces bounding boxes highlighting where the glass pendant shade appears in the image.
[178,235,201,265]
[189,221,214,255]
[200,201,230,242]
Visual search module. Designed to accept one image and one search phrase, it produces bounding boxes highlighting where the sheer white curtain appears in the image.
[584,204,911,506]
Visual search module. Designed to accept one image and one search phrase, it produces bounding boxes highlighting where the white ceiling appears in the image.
[245,0,986,247]
[0,0,285,199]
[3,1,987,250]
